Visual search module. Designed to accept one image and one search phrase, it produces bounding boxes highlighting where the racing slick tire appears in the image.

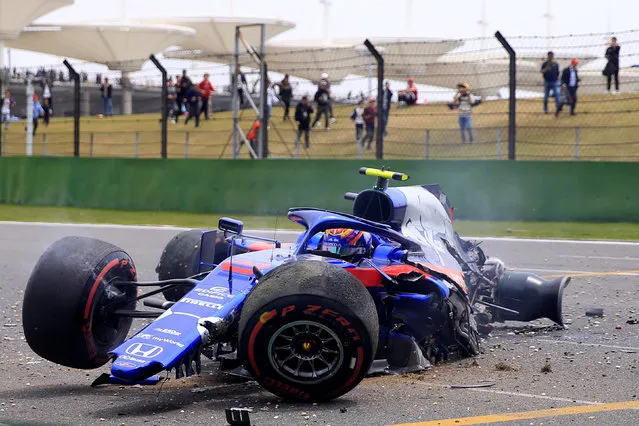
[22,236,137,369]
[156,229,204,301]
[239,260,379,402]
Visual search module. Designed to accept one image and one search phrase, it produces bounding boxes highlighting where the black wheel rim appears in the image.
[267,320,344,385]
[92,278,135,348]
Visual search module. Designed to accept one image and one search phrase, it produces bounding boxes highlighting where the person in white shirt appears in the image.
[350,100,365,142]
[1,89,15,130]
[452,83,476,144]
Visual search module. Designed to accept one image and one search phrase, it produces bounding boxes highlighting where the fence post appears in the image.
[185,132,190,159]
[364,39,384,160]
[294,132,300,158]
[496,127,502,159]
[149,55,168,159]
[135,132,140,158]
[42,134,47,156]
[425,129,430,159]
[495,31,516,160]
[574,126,580,160]
[63,59,80,157]
[0,132,5,156]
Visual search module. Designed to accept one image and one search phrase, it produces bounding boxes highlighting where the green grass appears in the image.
[2,94,639,160]
[2,204,639,240]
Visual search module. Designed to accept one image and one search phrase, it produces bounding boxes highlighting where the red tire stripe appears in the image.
[333,346,365,397]
[247,321,265,376]
[83,258,120,320]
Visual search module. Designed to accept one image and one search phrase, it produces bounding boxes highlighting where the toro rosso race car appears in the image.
[22,168,570,402]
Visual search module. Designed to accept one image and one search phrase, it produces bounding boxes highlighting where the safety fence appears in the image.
[2,29,639,160]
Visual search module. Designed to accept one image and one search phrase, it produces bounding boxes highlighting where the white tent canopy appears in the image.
[7,22,196,70]
[0,0,72,39]
[144,16,295,56]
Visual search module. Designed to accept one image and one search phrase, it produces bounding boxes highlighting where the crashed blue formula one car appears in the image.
[22,168,570,402]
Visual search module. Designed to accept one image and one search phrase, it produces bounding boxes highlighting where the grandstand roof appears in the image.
[6,22,196,70]
[0,0,72,39]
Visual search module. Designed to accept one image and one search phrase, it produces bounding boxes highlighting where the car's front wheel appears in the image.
[238,261,378,402]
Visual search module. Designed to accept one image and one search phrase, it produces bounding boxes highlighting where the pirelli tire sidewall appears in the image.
[238,260,378,402]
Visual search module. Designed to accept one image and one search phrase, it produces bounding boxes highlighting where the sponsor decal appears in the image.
[150,336,185,348]
[154,328,181,336]
[125,343,163,359]
[113,360,136,368]
[193,287,236,301]
[181,297,223,310]
[137,333,152,340]
[119,354,147,364]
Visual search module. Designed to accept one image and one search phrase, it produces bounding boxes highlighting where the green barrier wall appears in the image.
[1,157,639,222]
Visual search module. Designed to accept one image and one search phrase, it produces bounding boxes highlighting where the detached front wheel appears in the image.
[22,236,137,369]
[239,261,378,402]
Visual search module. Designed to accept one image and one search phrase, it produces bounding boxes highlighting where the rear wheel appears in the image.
[156,230,203,301]
[239,261,378,402]
[23,236,137,369]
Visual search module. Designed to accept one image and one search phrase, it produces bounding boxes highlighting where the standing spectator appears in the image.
[453,83,476,144]
[99,77,113,116]
[382,80,393,136]
[265,80,278,126]
[398,77,418,107]
[349,100,365,143]
[41,78,53,110]
[319,73,336,124]
[237,71,248,107]
[184,85,201,128]
[166,77,178,123]
[198,73,215,120]
[603,37,620,94]
[312,80,331,130]
[179,69,193,99]
[556,59,580,117]
[42,99,51,127]
[540,51,560,114]
[294,95,313,148]
[31,94,45,136]
[362,97,377,150]
[1,89,15,130]
[275,74,293,121]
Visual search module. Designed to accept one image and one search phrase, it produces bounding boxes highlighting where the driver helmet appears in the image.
[320,229,372,262]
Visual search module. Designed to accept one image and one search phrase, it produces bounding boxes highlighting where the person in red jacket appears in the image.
[362,97,377,150]
[198,73,215,120]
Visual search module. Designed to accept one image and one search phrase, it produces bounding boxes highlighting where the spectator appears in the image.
[382,80,393,136]
[275,74,293,121]
[184,85,201,128]
[166,77,179,124]
[233,71,247,107]
[312,80,332,130]
[540,51,560,114]
[349,100,365,143]
[266,80,278,126]
[99,78,113,116]
[42,98,51,127]
[198,73,215,120]
[179,69,193,100]
[453,83,476,144]
[398,77,418,107]
[294,95,313,148]
[31,94,45,136]
[362,97,377,150]
[603,37,620,94]
[1,89,15,130]
[319,73,336,124]
[41,78,53,109]
[556,59,580,117]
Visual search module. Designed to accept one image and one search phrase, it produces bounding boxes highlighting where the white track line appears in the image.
[560,255,639,261]
[465,388,601,405]
[537,339,639,352]
[1,221,639,245]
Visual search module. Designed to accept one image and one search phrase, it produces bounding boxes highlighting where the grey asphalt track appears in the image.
[0,222,637,426]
